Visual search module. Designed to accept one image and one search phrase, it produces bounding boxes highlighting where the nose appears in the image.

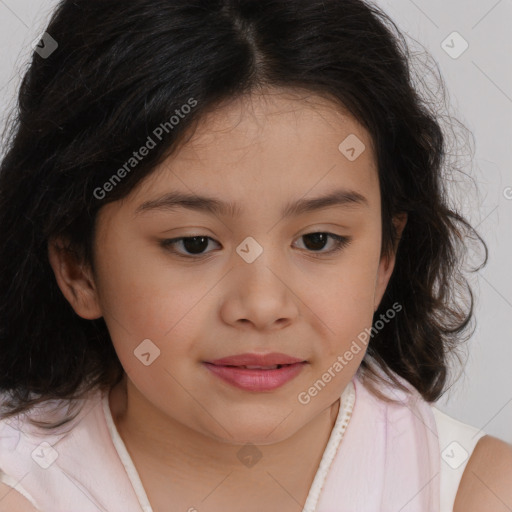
[219,256,300,331]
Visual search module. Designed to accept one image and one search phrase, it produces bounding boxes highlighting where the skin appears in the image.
[45,87,511,511]
[453,436,512,512]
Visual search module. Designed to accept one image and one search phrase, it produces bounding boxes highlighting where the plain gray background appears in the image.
[0,0,511,442]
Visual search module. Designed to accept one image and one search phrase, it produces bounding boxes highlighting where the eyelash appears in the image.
[160,232,352,259]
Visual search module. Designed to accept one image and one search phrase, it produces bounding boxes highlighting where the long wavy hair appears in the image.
[0,0,487,428]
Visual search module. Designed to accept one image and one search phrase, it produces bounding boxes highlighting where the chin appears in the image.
[203,417,300,447]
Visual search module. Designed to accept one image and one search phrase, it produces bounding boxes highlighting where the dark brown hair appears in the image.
[0,0,487,427]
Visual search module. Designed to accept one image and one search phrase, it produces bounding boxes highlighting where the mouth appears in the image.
[205,352,307,367]
[202,356,308,392]
[211,363,297,370]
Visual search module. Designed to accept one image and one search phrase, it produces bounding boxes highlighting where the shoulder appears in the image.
[0,481,39,511]
[454,434,512,512]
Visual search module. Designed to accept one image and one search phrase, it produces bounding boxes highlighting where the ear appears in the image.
[47,237,103,320]
[374,212,407,312]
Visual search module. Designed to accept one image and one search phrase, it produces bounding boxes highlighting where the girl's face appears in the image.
[60,88,404,445]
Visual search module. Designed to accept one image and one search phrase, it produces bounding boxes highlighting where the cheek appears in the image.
[95,239,213,367]
[308,236,381,359]
[101,272,209,342]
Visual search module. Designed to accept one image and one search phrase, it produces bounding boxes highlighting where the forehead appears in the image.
[114,88,380,219]
[173,88,374,167]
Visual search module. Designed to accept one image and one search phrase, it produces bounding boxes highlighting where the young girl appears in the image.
[0,1,510,511]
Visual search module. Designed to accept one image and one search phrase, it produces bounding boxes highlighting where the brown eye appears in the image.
[161,236,220,257]
[295,232,351,254]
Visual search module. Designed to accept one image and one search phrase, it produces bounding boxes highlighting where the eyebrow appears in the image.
[134,188,369,218]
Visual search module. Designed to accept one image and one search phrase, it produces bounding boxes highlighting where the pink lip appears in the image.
[203,362,307,391]
[203,353,308,392]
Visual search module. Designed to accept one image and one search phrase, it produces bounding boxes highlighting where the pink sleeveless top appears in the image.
[0,369,483,511]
